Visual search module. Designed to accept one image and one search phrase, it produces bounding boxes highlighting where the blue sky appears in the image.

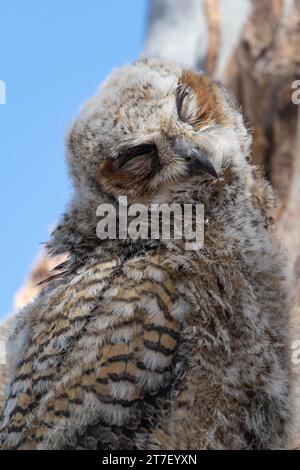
[0,1,148,318]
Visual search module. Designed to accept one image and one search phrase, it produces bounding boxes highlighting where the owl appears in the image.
[0,57,291,449]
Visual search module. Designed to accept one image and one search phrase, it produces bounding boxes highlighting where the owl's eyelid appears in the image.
[176,84,200,127]
[176,84,189,118]
[118,143,157,169]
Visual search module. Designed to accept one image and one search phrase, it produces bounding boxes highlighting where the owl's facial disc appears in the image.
[93,67,230,200]
[96,137,217,202]
[117,140,217,178]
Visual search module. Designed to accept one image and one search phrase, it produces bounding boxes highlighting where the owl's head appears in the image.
[67,57,251,204]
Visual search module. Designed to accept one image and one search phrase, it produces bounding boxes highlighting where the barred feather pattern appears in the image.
[0,241,189,449]
[0,172,291,449]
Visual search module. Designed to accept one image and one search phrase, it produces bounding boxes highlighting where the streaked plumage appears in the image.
[0,57,290,449]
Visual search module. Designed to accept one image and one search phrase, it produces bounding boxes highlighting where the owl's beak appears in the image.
[186,150,218,179]
[173,139,218,179]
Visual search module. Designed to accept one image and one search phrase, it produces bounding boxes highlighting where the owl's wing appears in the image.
[0,249,189,449]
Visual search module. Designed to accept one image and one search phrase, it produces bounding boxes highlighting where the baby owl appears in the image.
[0,57,290,449]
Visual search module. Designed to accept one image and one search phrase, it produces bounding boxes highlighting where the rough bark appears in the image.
[224,0,300,202]
[203,0,221,74]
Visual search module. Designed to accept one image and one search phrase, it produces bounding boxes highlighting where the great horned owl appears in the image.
[0,57,290,449]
